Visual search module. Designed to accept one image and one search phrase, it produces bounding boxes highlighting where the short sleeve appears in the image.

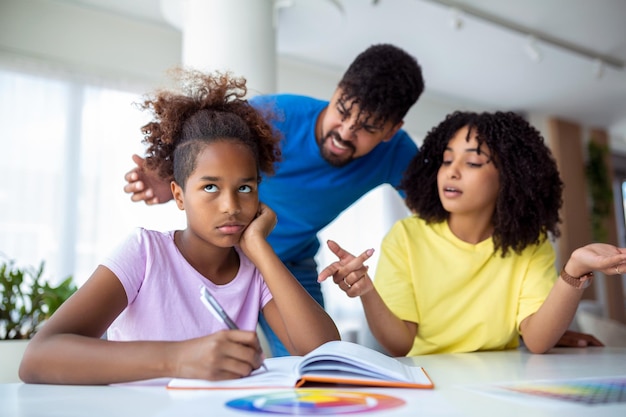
[374,222,419,324]
[100,228,149,304]
[516,238,558,331]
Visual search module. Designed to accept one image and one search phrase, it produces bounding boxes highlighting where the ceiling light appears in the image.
[593,59,605,79]
[422,0,624,71]
[449,7,464,30]
[524,35,542,63]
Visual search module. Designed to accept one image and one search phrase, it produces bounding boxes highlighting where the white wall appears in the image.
[0,0,181,89]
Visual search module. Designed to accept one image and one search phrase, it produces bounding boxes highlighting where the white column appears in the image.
[170,0,277,96]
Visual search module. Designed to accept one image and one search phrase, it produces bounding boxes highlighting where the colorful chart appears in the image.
[226,389,406,415]
[498,376,626,405]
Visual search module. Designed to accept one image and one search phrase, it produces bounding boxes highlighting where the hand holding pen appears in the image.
[200,286,268,371]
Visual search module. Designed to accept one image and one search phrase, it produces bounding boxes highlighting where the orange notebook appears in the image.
[167,340,434,390]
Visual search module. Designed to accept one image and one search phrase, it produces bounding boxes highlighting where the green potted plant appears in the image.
[585,139,614,242]
[0,255,76,382]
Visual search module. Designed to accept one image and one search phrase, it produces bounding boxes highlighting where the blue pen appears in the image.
[200,286,268,371]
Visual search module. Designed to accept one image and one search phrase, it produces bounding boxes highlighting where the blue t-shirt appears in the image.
[249,94,418,263]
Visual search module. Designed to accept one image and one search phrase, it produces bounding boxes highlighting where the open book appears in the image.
[167,340,434,390]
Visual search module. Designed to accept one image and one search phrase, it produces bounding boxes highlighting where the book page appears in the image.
[298,341,431,385]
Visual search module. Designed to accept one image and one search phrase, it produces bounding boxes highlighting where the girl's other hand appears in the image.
[172,330,264,381]
[317,240,375,297]
[239,203,277,255]
[555,329,604,348]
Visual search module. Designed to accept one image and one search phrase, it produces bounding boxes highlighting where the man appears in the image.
[124,44,425,356]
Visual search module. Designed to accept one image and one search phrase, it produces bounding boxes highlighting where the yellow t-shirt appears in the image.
[374,216,557,356]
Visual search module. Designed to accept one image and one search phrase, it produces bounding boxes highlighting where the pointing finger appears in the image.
[317,262,341,283]
[327,239,356,262]
[344,248,375,271]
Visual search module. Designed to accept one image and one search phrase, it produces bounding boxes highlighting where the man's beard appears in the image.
[318,131,356,168]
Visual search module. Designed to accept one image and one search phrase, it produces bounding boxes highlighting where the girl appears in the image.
[319,111,623,356]
[20,69,339,384]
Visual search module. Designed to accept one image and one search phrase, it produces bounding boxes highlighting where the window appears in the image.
[0,68,184,286]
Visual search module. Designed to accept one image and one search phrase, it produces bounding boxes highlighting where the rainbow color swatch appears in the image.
[226,389,406,415]
[498,376,626,405]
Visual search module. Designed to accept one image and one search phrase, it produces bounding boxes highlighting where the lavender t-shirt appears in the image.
[102,228,272,341]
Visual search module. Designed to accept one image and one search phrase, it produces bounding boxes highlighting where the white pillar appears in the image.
[171,0,276,96]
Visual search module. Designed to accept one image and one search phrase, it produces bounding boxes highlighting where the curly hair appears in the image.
[138,68,281,188]
[338,44,424,128]
[401,111,564,257]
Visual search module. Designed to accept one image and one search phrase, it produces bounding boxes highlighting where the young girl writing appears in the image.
[20,69,339,384]
[318,111,623,356]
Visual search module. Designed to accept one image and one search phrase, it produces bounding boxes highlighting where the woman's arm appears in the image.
[520,243,626,353]
[239,204,340,356]
[317,240,417,356]
[19,265,264,384]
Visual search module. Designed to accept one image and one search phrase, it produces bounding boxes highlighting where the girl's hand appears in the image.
[555,329,604,348]
[239,203,277,253]
[173,330,265,381]
[317,240,375,297]
[566,243,626,277]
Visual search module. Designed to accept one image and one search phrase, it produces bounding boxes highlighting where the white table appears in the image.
[401,346,626,416]
[1,347,625,416]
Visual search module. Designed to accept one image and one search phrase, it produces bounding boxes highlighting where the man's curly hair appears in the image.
[138,68,281,189]
[401,111,564,257]
[338,44,424,128]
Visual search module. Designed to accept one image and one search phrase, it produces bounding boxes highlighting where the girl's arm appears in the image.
[520,243,626,353]
[317,240,417,356]
[239,203,340,356]
[19,265,264,385]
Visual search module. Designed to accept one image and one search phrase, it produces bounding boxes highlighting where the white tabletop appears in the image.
[2,347,625,417]
[401,346,626,416]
